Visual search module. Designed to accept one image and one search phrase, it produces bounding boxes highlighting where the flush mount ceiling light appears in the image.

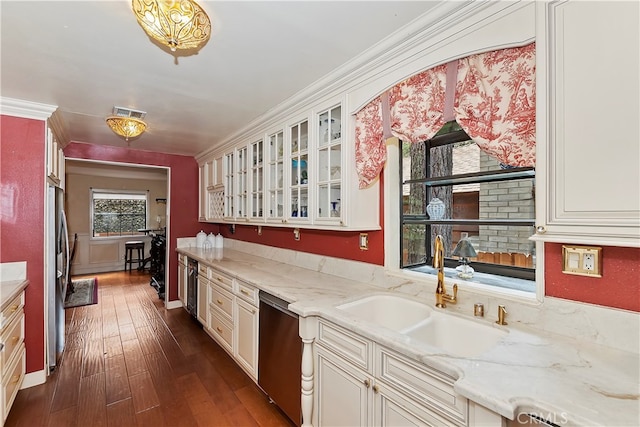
[131,0,211,52]
[106,106,147,142]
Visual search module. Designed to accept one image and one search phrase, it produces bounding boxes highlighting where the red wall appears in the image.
[218,224,384,265]
[63,142,219,301]
[544,243,640,312]
[0,115,47,374]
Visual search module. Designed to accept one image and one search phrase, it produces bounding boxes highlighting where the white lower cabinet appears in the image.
[234,297,259,379]
[1,291,26,424]
[316,346,371,426]
[312,318,503,427]
[204,266,260,382]
[177,255,186,305]
[197,275,209,326]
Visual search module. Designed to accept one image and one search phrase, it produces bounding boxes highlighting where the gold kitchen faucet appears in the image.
[434,235,458,308]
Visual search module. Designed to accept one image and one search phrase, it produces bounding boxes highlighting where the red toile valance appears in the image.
[355,43,536,188]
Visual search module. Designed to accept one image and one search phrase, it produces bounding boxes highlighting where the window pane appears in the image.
[471,225,536,268]
[402,223,427,266]
[93,193,146,237]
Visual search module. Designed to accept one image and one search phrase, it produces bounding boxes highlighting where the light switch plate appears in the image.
[562,245,602,277]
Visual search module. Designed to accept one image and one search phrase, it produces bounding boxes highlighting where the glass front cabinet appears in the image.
[198,97,379,231]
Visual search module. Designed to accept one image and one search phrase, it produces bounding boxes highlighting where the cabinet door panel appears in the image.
[374,384,457,427]
[535,0,640,245]
[316,347,370,426]
[235,298,258,379]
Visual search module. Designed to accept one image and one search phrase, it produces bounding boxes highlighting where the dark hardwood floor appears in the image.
[5,271,295,427]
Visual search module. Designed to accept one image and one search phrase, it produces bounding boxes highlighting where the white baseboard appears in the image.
[166,300,183,310]
[21,369,47,389]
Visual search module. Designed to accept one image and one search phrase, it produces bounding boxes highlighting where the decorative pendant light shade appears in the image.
[131,0,211,52]
[106,107,148,142]
[106,117,147,141]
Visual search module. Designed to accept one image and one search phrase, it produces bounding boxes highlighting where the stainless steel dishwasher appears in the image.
[258,292,302,426]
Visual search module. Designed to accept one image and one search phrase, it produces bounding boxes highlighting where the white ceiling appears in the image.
[1,0,439,157]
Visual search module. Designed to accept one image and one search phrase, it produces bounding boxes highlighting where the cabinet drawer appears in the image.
[210,287,234,321]
[376,346,467,426]
[1,293,24,330]
[1,313,23,369]
[2,343,24,418]
[317,319,371,372]
[198,264,210,278]
[209,268,233,292]
[209,311,233,352]
[235,280,259,306]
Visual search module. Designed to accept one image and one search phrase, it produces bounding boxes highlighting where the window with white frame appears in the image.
[91,190,147,237]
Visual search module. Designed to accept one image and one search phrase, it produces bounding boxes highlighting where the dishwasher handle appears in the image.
[259,292,297,318]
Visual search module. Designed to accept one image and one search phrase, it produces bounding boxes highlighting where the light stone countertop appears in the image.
[0,279,28,312]
[178,246,640,426]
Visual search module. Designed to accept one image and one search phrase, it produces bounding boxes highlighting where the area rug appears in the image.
[64,277,98,308]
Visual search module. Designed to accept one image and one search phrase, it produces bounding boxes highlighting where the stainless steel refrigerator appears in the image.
[46,185,68,372]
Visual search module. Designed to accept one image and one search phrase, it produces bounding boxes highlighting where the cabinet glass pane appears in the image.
[268,131,284,219]
[289,118,309,221]
[317,184,341,218]
[224,153,234,217]
[318,105,341,148]
[317,104,342,220]
[237,147,248,218]
[251,139,263,218]
[290,187,309,218]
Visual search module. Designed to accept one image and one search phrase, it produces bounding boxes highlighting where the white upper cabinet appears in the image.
[47,111,68,189]
[266,128,285,223]
[315,104,343,225]
[200,96,379,230]
[287,115,310,224]
[249,139,264,220]
[534,0,640,247]
[199,155,224,221]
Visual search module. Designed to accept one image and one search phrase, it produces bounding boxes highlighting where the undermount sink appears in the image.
[336,294,433,331]
[402,311,508,357]
[336,294,507,357]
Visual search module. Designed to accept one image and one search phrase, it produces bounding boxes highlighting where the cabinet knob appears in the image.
[240,289,250,296]
[536,225,546,234]
[216,327,223,333]
[363,379,370,388]
[216,299,223,305]
[372,385,379,393]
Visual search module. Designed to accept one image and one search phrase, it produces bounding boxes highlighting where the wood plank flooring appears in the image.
[5,271,295,427]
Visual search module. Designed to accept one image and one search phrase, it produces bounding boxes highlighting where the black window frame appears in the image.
[399,123,536,282]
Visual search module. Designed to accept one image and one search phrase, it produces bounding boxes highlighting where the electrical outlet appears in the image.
[583,252,596,271]
[562,245,602,277]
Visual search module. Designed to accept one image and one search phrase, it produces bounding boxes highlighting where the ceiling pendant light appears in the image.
[106,107,148,142]
[131,0,211,52]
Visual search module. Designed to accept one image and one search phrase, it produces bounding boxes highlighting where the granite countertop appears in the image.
[178,247,639,426]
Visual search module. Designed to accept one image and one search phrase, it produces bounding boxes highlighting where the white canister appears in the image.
[206,232,216,248]
[215,233,224,248]
[195,230,207,248]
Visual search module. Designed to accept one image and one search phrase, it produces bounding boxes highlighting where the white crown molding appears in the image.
[0,97,57,120]
[48,110,70,148]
